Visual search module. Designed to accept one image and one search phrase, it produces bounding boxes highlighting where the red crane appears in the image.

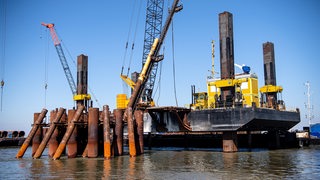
[42,23,90,102]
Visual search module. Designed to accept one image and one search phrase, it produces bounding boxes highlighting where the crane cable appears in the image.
[155,61,163,106]
[121,0,138,75]
[171,17,178,107]
[43,27,50,109]
[126,0,143,77]
[153,0,173,106]
[1,0,7,112]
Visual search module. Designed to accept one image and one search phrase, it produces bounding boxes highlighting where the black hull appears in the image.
[188,107,300,131]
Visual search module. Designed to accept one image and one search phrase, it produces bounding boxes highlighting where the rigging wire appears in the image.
[1,0,7,112]
[171,17,179,107]
[121,0,138,75]
[57,30,77,67]
[126,0,143,77]
[153,0,170,106]
[44,28,50,109]
[153,38,166,106]
[155,61,163,106]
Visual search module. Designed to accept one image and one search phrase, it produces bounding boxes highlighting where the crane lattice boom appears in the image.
[141,0,164,103]
[42,23,77,95]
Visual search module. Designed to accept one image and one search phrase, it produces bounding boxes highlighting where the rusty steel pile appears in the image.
[16,105,139,160]
[15,53,146,159]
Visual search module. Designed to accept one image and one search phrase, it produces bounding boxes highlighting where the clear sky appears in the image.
[0,0,319,133]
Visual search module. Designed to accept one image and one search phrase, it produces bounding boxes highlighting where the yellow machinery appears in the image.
[191,41,259,109]
[206,74,259,108]
[116,93,129,109]
[259,84,284,110]
[117,74,155,109]
[191,92,208,110]
[120,75,136,89]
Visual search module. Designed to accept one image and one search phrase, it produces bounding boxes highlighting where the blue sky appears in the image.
[0,0,319,132]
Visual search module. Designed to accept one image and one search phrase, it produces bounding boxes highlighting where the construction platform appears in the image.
[145,106,300,132]
[142,106,301,150]
[188,107,300,131]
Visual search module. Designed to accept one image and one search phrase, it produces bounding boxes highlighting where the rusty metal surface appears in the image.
[219,11,235,106]
[114,109,123,156]
[127,107,136,157]
[135,110,144,155]
[33,108,65,159]
[263,42,276,86]
[32,113,42,157]
[53,105,84,160]
[82,144,88,157]
[16,108,48,158]
[67,109,77,158]
[222,131,238,152]
[77,54,88,95]
[103,105,111,159]
[219,11,234,80]
[262,42,278,109]
[48,110,58,157]
[88,107,99,158]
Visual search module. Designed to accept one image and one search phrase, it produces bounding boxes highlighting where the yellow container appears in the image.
[116,94,127,109]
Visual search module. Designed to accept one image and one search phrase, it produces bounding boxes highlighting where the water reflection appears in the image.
[2,147,320,179]
[30,159,45,178]
[222,152,238,169]
[103,159,111,179]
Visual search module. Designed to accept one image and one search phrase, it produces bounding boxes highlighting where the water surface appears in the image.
[0,147,319,179]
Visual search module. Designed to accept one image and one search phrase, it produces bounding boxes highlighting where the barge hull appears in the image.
[188,107,300,132]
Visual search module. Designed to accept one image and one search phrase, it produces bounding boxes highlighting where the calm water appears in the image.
[0,146,320,179]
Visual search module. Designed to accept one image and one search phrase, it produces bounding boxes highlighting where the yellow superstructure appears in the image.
[206,73,259,108]
[191,92,208,110]
[259,85,283,94]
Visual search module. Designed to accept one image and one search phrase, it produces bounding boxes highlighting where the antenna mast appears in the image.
[211,40,215,79]
[305,81,313,126]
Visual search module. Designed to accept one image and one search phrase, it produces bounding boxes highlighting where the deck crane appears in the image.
[127,0,182,112]
[141,0,165,104]
[120,0,165,106]
[41,23,91,105]
[125,0,182,157]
